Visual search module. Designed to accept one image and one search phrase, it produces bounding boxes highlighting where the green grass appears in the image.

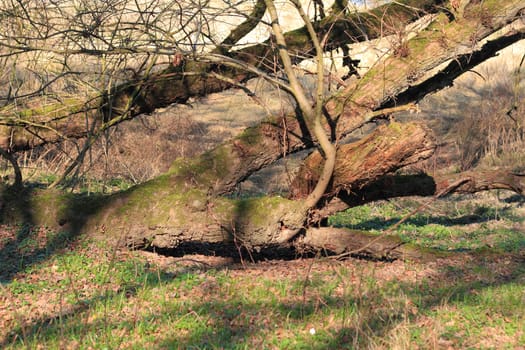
[1,194,524,349]
[405,281,525,348]
[329,195,525,253]
[1,244,523,349]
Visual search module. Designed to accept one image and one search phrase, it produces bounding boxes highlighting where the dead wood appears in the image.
[313,170,525,222]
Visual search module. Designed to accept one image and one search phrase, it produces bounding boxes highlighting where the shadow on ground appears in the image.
[0,186,104,282]
[2,248,524,348]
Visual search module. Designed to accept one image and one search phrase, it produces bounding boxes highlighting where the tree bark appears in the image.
[91,122,438,249]
[324,1,525,138]
[290,122,436,199]
[298,169,525,259]
[0,122,434,248]
[3,146,522,260]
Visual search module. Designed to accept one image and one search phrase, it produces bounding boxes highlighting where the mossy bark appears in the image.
[0,122,436,253]
[2,165,522,260]
[155,0,525,198]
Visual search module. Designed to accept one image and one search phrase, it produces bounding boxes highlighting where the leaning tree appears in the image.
[0,0,524,259]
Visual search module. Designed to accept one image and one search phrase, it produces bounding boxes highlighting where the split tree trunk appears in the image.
[34,121,430,250]
[3,121,435,247]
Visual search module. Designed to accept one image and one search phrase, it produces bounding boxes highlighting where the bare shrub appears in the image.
[408,43,525,172]
[454,66,524,171]
[94,112,210,182]
[18,110,211,186]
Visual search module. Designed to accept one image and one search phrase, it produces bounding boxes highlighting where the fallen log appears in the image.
[299,169,525,260]
[0,121,435,251]
[0,1,524,263]
[1,127,523,260]
[313,170,525,221]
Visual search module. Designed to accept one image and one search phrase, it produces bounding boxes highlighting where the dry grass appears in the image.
[409,41,525,173]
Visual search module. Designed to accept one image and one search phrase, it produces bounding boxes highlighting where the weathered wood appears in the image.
[87,122,437,248]
[290,122,436,199]
[0,1,524,260]
[1,1,523,159]
[0,121,435,249]
[2,138,523,259]
[313,170,525,221]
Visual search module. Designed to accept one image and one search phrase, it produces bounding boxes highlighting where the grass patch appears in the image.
[1,240,524,349]
[329,194,525,253]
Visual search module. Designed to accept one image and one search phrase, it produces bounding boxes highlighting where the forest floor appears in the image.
[1,193,524,349]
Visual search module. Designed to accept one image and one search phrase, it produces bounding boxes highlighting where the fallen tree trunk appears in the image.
[2,118,523,260]
[1,122,434,249]
[177,1,525,196]
[3,161,523,262]
[83,122,437,249]
[104,0,446,118]
[2,0,523,200]
[324,1,525,137]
